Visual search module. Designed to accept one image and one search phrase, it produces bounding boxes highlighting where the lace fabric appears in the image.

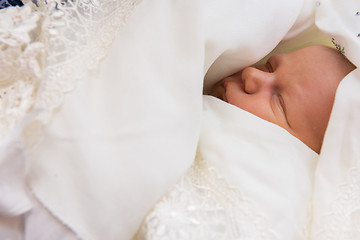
[35,0,141,122]
[314,167,360,240]
[134,155,277,240]
[0,4,43,140]
[0,0,142,145]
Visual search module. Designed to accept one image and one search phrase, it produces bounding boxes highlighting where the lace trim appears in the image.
[134,155,277,240]
[36,0,141,116]
[0,0,142,145]
[29,0,142,146]
[315,167,360,239]
[0,4,43,140]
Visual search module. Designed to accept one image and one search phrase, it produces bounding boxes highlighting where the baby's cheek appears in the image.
[225,82,244,103]
[225,91,244,108]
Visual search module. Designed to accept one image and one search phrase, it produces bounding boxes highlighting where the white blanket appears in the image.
[1,0,359,239]
[22,0,306,239]
[27,1,204,239]
[311,1,360,238]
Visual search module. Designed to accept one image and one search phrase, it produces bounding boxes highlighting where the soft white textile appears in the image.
[135,0,360,238]
[0,109,77,240]
[0,110,40,219]
[316,0,360,67]
[0,0,320,239]
[0,124,30,218]
[0,118,29,240]
[203,0,315,92]
[136,96,318,240]
[199,97,318,239]
[22,0,311,239]
[311,69,360,239]
[310,0,360,238]
[2,0,359,239]
[27,1,204,239]
[0,4,80,239]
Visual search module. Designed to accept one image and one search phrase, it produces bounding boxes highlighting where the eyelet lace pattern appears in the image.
[134,155,277,240]
[0,0,142,145]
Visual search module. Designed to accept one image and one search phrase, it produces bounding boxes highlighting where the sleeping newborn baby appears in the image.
[135,46,356,240]
[209,45,356,153]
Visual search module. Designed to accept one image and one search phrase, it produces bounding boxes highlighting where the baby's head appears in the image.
[209,45,355,153]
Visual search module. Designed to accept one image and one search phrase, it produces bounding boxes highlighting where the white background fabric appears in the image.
[25,0,311,239]
[1,0,360,239]
[198,97,317,240]
[203,0,311,92]
[27,1,204,239]
[311,1,360,238]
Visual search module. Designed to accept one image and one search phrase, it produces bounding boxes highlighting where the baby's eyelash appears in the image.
[277,94,287,116]
[277,94,293,129]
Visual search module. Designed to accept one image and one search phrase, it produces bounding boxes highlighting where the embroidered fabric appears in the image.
[314,167,360,240]
[0,0,142,145]
[0,4,43,140]
[134,155,277,240]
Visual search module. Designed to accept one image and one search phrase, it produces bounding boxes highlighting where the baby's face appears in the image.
[210,46,355,153]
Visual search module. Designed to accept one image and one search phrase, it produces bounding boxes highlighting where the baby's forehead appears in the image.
[290,46,351,69]
[274,46,354,87]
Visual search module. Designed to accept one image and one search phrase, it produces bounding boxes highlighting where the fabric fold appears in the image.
[199,96,318,240]
[26,1,204,239]
[311,1,360,238]
[0,110,40,217]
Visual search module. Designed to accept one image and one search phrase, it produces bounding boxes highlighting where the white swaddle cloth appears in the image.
[25,1,204,239]
[20,0,307,239]
[0,0,321,239]
[311,0,360,238]
[311,69,360,239]
[199,97,318,240]
[136,96,318,240]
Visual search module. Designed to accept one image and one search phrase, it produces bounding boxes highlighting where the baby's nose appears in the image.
[242,67,274,94]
